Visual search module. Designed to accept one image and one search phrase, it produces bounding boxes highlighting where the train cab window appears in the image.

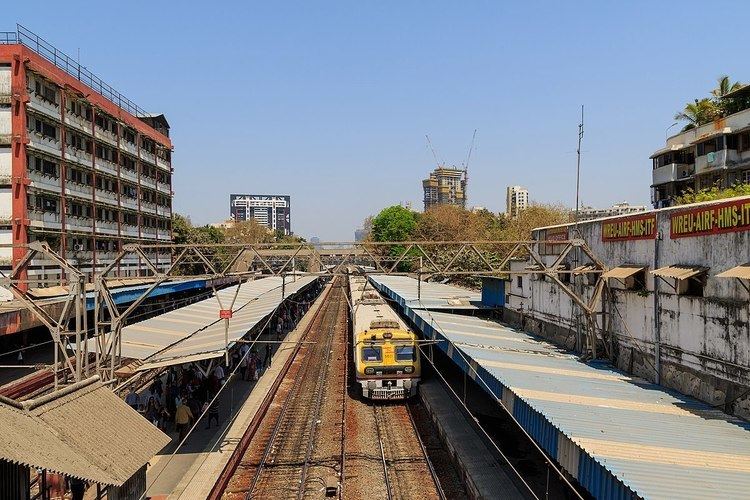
[361,346,382,362]
[395,345,416,362]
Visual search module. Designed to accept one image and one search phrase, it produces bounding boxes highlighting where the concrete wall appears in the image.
[507,197,750,419]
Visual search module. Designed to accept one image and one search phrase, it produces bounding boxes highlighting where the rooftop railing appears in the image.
[2,25,148,118]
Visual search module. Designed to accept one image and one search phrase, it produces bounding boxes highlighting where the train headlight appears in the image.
[364,367,375,375]
[404,366,414,374]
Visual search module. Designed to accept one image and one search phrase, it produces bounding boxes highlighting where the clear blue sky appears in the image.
[7,1,747,240]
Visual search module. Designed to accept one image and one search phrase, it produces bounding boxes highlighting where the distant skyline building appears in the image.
[230,194,291,235]
[422,167,467,211]
[576,201,647,222]
[505,186,529,218]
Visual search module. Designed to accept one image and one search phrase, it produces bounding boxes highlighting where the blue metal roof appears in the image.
[371,276,750,500]
[85,279,208,309]
[369,275,484,310]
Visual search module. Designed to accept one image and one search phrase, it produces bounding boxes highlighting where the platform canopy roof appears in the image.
[0,377,169,486]
[368,275,482,310]
[107,276,317,371]
[408,308,750,499]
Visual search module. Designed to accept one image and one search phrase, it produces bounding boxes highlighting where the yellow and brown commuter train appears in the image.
[348,275,420,399]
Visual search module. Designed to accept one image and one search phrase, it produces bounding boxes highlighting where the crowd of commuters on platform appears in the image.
[126,280,322,443]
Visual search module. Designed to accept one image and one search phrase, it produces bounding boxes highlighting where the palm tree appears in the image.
[713,75,748,116]
[711,75,744,98]
[674,98,719,131]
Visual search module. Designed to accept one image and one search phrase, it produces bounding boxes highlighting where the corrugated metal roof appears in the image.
[103,276,316,367]
[716,264,750,279]
[0,377,169,486]
[651,265,708,280]
[410,310,750,499]
[380,277,750,500]
[601,266,647,280]
[369,275,483,310]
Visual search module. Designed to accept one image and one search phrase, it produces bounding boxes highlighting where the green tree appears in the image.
[370,205,418,242]
[674,183,750,205]
[172,213,193,245]
[674,98,719,131]
[711,75,744,98]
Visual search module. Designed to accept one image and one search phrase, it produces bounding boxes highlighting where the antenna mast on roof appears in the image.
[575,105,584,232]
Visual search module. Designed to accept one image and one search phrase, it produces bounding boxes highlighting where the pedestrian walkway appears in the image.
[145,282,330,500]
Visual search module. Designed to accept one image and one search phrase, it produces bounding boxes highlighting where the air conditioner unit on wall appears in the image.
[73,244,84,251]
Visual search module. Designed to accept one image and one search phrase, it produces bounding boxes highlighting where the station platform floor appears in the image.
[143,284,330,499]
[419,378,527,500]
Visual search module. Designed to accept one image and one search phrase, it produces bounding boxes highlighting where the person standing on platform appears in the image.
[213,363,225,385]
[264,343,272,369]
[125,387,139,410]
[249,351,258,381]
[175,398,193,442]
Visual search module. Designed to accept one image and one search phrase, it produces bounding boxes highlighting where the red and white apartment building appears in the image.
[0,26,173,285]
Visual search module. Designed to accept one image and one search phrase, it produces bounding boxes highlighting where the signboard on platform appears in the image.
[219,309,233,319]
[602,213,656,242]
[670,198,750,239]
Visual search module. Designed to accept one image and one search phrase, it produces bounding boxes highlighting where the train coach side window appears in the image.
[395,345,416,362]
[362,346,382,362]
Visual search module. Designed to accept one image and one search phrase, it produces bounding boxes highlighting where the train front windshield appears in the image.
[362,346,382,362]
[395,345,416,362]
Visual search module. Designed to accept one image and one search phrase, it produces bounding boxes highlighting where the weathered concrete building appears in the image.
[507,196,750,419]
[0,26,174,285]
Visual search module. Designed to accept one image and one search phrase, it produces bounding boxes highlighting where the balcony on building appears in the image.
[651,145,695,186]
[94,155,118,177]
[120,166,138,183]
[95,219,119,236]
[156,180,171,194]
[121,224,139,238]
[66,215,94,232]
[94,114,118,147]
[65,179,92,199]
[28,208,61,230]
[65,142,93,167]
[26,76,61,118]
[27,117,61,156]
[141,148,156,166]
[120,127,139,156]
[95,188,119,207]
[64,100,92,134]
[142,226,158,239]
[142,200,158,214]
[27,159,61,194]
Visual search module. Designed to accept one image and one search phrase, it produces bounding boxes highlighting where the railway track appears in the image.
[218,280,348,499]
[216,278,457,499]
[371,403,445,500]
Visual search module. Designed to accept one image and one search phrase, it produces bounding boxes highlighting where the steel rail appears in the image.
[246,281,342,499]
[208,281,334,499]
[405,401,447,500]
[372,404,394,500]
[338,291,349,499]
[297,287,343,500]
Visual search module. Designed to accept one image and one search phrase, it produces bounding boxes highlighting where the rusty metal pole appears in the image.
[224,317,230,366]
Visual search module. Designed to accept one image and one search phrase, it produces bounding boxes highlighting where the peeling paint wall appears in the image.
[508,197,750,419]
